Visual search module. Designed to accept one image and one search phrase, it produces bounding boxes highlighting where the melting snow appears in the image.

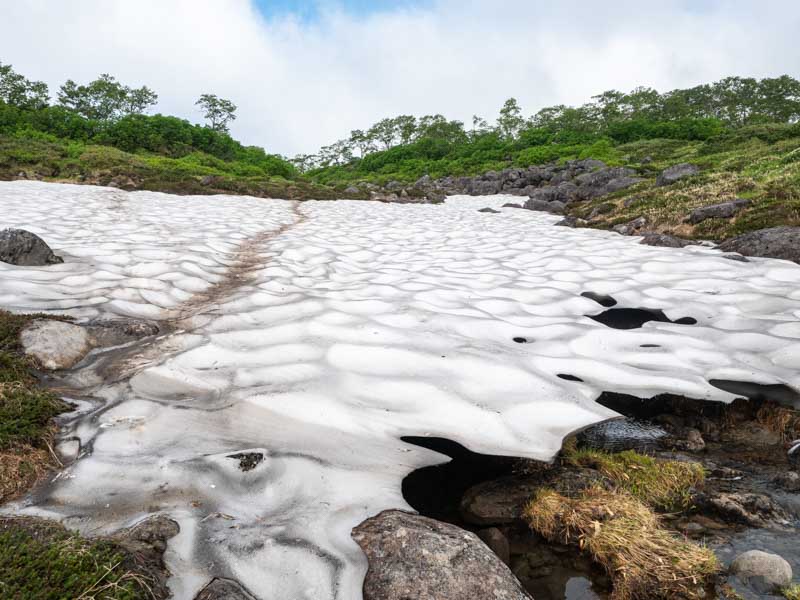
[2,181,800,599]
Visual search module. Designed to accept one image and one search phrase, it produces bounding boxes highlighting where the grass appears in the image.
[571,127,800,240]
[0,134,344,200]
[784,585,800,600]
[0,518,152,600]
[525,486,719,600]
[0,310,71,502]
[564,447,705,512]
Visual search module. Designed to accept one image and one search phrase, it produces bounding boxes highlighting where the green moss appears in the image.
[564,448,705,511]
[0,519,150,600]
[783,585,800,600]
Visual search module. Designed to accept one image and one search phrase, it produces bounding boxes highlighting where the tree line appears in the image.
[297,75,800,171]
[0,62,238,133]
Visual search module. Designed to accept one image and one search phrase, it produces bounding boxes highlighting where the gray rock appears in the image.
[117,515,180,555]
[656,163,700,186]
[773,471,800,492]
[476,527,510,565]
[730,550,792,593]
[415,174,433,187]
[460,476,541,526]
[502,203,523,209]
[0,228,63,266]
[639,233,692,248]
[718,227,800,263]
[195,578,258,600]
[524,199,566,214]
[555,216,586,228]
[200,175,218,186]
[687,199,750,224]
[702,492,789,527]
[478,207,501,214]
[613,216,648,236]
[576,418,668,454]
[20,320,94,370]
[343,185,360,195]
[385,180,404,192]
[352,510,531,600]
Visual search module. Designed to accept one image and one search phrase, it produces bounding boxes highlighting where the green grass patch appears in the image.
[0,518,151,600]
[564,447,705,511]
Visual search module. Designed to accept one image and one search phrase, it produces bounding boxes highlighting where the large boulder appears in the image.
[656,163,700,186]
[20,320,94,370]
[574,167,641,200]
[730,550,792,593]
[523,199,565,214]
[352,510,532,600]
[717,227,800,263]
[0,228,63,266]
[687,199,749,224]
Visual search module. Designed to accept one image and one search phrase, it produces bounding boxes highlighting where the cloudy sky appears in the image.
[1,0,799,156]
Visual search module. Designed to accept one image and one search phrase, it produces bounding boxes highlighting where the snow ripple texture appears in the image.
[2,181,800,599]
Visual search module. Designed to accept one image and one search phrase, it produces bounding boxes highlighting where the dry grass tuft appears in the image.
[0,445,52,503]
[525,487,719,600]
[756,403,800,442]
[564,448,705,511]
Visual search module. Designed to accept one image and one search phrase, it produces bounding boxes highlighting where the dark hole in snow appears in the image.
[581,291,617,307]
[513,337,529,344]
[558,374,584,382]
[228,452,264,472]
[640,344,661,348]
[709,380,800,410]
[588,307,696,330]
[595,390,727,421]
[400,436,519,524]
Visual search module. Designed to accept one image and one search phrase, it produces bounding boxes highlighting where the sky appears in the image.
[1,0,799,157]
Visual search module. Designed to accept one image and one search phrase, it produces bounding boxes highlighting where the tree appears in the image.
[349,129,376,157]
[57,74,157,121]
[195,93,237,133]
[394,115,418,145]
[0,62,49,109]
[496,98,525,140]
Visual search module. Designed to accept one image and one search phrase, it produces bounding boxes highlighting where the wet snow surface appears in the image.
[2,181,800,599]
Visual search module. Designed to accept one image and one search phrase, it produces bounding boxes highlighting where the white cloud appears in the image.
[1,0,799,156]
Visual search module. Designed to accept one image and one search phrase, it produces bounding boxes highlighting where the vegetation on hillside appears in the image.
[0,62,337,197]
[300,75,800,185]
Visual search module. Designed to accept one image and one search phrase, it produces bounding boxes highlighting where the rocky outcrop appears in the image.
[460,476,542,526]
[656,163,700,186]
[687,199,750,224]
[0,228,63,266]
[613,216,648,236]
[717,227,800,263]
[730,550,793,593]
[20,320,94,370]
[352,510,532,600]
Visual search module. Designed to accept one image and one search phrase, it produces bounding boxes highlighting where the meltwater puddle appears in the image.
[2,182,800,599]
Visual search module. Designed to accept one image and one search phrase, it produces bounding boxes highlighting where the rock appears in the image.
[477,527,510,565]
[343,185,360,195]
[678,429,706,452]
[199,175,217,186]
[790,440,800,469]
[613,216,647,236]
[0,228,64,266]
[687,199,749,224]
[478,207,501,214]
[352,510,532,600]
[524,199,566,214]
[773,471,800,492]
[730,550,792,593]
[415,174,433,188]
[87,319,160,347]
[460,476,542,526]
[195,578,258,600]
[502,203,523,209]
[555,216,587,228]
[20,320,94,370]
[639,233,692,248]
[701,492,788,527]
[575,418,668,453]
[656,163,700,186]
[116,515,180,555]
[718,227,800,263]
[587,202,615,220]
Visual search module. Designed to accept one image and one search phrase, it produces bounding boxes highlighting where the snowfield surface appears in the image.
[2,181,800,599]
